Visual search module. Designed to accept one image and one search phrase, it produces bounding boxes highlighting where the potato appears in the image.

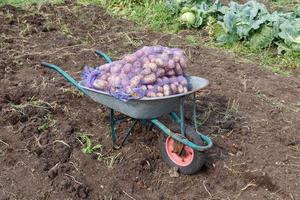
[178,85,184,93]
[156,92,164,97]
[141,46,152,55]
[142,56,150,64]
[142,68,152,75]
[175,63,183,75]
[125,86,133,94]
[133,67,142,74]
[100,74,108,81]
[121,78,130,87]
[110,76,121,87]
[93,79,108,90]
[130,75,142,87]
[156,68,165,77]
[163,84,171,96]
[155,58,164,66]
[173,55,180,62]
[124,54,137,63]
[133,61,142,68]
[168,60,175,69]
[166,70,175,76]
[147,85,154,90]
[135,49,144,57]
[122,63,132,74]
[179,57,187,69]
[183,86,188,93]
[157,86,163,93]
[146,91,156,97]
[142,62,150,68]
[179,58,187,70]
[148,63,157,72]
[170,83,178,94]
[143,73,156,84]
[98,63,110,72]
[110,63,122,74]
[177,76,188,86]
[156,78,163,86]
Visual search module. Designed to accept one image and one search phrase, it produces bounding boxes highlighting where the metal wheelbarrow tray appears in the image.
[79,76,208,119]
[41,50,213,175]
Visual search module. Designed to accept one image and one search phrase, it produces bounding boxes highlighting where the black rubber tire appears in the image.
[159,125,206,175]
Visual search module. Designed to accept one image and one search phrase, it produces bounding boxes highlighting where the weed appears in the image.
[97,152,122,168]
[79,134,102,154]
[292,144,300,153]
[123,32,143,47]
[255,91,299,112]
[37,113,56,133]
[77,133,121,167]
[185,35,201,46]
[9,98,56,115]
[224,99,239,121]
[59,23,72,36]
[197,103,214,127]
[59,87,84,97]
[19,23,32,37]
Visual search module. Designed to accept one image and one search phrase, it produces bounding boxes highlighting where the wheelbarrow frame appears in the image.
[41,50,213,152]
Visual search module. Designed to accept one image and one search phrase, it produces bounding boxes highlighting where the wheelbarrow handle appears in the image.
[95,50,113,63]
[41,62,88,96]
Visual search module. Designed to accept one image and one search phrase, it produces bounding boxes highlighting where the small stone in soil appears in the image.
[168,167,180,178]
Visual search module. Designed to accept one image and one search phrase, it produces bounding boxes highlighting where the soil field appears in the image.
[1,2,300,200]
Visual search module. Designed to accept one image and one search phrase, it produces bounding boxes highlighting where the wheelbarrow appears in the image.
[41,50,213,175]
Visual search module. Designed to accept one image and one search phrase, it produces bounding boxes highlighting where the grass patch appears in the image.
[77,0,181,32]
[270,0,300,11]
[212,42,300,76]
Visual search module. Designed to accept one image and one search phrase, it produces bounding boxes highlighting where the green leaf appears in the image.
[293,5,300,17]
[80,134,101,154]
[249,25,275,50]
[278,18,300,45]
[216,32,239,45]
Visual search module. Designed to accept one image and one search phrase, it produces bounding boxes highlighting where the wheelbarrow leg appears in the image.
[110,109,117,146]
[109,109,138,149]
[114,120,138,150]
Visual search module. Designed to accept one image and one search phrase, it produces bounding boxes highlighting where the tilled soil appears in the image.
[0,2,300,200]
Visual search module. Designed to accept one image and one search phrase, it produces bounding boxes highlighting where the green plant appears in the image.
[79,134,102,154]
[94,0,180,32]
[38,114,56,133]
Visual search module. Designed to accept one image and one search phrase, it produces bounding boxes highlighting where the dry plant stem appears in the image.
[0,139,9,146]
[203,180,212,198]
[122,190,137,200]
[64,173,83,185]
[53,140,71,148]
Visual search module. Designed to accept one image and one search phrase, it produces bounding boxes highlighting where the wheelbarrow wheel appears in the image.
[159,126,206,175]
